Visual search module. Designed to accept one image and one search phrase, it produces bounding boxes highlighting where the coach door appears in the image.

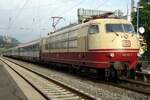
[88,24,100,50]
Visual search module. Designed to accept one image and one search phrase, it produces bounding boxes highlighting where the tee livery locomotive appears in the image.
[3,17,141,79]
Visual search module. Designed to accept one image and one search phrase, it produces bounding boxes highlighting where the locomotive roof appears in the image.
[47,18,131,37]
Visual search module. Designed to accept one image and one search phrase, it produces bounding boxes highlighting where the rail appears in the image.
[117,78,150,95]
[0,57,96,100]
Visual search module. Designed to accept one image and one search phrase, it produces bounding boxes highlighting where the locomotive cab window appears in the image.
[123,24,135,34]
[88,25,99,34]
[106,24,135,34]
[106,24,123,32]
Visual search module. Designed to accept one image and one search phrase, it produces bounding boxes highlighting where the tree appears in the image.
[132,0,150,58]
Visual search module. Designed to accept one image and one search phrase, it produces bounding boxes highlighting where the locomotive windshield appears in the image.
[106,24,135,34]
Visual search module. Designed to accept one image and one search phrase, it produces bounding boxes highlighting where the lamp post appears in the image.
[135,2,143,34]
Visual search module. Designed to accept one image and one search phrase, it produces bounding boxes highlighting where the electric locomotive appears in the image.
[41,16,141,79]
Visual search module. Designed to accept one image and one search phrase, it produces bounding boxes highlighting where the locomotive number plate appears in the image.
[122,40,131,47]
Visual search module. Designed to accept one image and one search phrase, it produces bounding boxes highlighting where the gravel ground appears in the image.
[8,58,150,100]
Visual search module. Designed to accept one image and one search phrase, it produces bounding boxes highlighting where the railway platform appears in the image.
[0,62,27,100]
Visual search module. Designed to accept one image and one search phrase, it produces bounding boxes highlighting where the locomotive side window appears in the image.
[69,40,78,48]
[88,25,99,34]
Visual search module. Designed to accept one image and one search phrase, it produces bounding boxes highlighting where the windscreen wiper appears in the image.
[110,29,119,36]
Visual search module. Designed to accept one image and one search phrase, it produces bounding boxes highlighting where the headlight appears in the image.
[137,53,141,57]
[110,53,115,57]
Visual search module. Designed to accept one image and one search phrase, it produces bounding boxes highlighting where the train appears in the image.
[3,16,143,80]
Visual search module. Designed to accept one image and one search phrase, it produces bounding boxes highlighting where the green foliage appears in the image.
[0,35,20,49]
[132,0,150,58]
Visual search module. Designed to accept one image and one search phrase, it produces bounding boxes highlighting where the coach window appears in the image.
[88,25,99,34]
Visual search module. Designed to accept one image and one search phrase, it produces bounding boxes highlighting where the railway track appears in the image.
[113,78,150,96]
[1,58,149,100]
[136,71,150,82]
[0,57,95,100]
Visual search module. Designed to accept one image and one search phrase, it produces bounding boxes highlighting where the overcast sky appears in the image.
[0,0,138,42]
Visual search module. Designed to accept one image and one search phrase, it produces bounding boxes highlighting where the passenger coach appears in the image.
[4,39,41,62]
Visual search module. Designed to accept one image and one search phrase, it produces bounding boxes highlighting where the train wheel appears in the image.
[109,67,118,81]
[105,68,110,81]
[129,69,135,79]
[97,69,105,80]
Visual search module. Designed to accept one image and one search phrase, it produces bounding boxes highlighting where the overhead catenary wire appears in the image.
[95,0,110,9]
[5,0,22,31]
[57,0,86,17]
[30,1,66,33]
[38,0,87,33]
[33,0,100,32]
[3,0,30,43]
[3,0,114,40]
[7,0,30,31]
